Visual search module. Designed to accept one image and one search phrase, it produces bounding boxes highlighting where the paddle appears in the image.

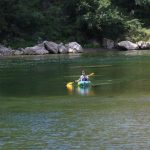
[66,72,95,87]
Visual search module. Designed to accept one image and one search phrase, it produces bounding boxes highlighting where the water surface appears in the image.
[1,50,150,149]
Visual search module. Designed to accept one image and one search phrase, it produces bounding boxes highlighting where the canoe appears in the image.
[77,81,91,87]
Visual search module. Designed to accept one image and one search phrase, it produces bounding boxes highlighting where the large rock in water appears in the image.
[58,43,68,54]
[23,43,49,55]
[44,41,59,54]
[14,50,24,55]
[137,41,150,49]
[0,45,13,56]
[66,42,83,53]
[118,41,139,50]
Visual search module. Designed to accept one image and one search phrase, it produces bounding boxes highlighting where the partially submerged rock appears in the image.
[118,41,139,50]
[0,45,13,56]
[66,42,83,53]
[23,44,49,55]
[58,43,68,54]
[14,50,24,55]
[137,41,150,49]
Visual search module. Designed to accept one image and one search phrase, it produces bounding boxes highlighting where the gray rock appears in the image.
[23,45,49,55]
[44,41,58,54]
[137,41,150,49]
[68,48,75,53]
[58,43,68,54]
[103,38,115,49]
[118,41,139,50]
[37,42,45,47]
[14,50,24,55]
[0,45,13,56]
[66,42,83,53]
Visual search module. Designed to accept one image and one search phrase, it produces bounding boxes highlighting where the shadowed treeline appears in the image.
[0,0,149,48]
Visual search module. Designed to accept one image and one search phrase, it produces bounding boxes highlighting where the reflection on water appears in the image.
[66,83,74,95]
[66,84,95,96]
[123,50,150,56]
[76,87,91,96]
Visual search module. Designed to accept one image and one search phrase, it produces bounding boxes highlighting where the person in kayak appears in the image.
[76,70,89,82]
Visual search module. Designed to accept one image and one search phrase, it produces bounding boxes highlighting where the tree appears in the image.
[0,0,149,47]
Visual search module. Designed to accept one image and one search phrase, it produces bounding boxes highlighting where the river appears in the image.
[1,50,150,149]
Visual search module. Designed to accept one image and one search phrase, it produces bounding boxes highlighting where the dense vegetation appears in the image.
[0,0,150,48]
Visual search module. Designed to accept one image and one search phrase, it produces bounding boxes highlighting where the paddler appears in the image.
[76,70,89,82]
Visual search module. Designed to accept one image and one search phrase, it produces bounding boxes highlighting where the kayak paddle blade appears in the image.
[88,73,94,77]
[66,82,74,87]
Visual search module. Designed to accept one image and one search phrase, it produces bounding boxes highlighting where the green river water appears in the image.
[1,50,150,149]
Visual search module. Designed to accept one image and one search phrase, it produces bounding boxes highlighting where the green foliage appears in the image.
[135,0,150,5]
[67,0,144,41]
[0,0,65,47]
[125,28,150,42]
[135,0,150,27]
[111,0,150,27]
[0,0,149,48]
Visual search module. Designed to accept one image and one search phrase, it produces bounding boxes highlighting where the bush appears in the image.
[125,28,150,42]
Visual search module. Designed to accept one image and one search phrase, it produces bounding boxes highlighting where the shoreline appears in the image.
[1,40,150,57]
[0,48,119,59]
[1,48,150,59]
[84,47,118,52]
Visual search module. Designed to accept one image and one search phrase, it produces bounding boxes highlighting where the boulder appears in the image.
[103,38,115,49]
[0,45,13,56]
[14,50,24,55]
[137,41,150,49]
[23,45,49,55]
[58,43,68,54]
[68,48,75,53]
[66,42,83,53]
[118,41,139,50]
[44,41,59,54]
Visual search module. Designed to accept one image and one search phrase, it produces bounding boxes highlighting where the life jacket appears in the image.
[80,75,88,81]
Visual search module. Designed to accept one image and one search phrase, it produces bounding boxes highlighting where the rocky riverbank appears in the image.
[0,41,83,56]
[103,38,150,50]
[117,41,150,50]
[0,40,150,56]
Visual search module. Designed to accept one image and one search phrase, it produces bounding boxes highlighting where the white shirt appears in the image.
[80,75,89,81]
